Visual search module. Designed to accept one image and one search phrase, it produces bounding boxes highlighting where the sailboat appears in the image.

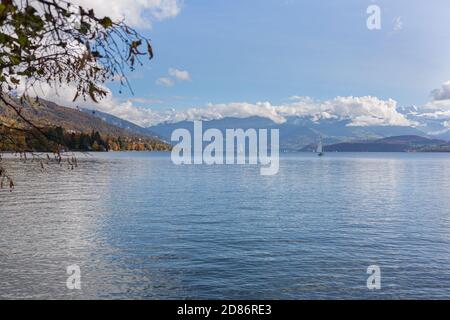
[317,136,324,157]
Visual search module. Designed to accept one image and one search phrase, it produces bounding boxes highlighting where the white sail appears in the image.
[317,137,323,153]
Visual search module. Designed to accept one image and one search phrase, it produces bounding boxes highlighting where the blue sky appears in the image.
[37,1,450,128]
[106,0,450,110]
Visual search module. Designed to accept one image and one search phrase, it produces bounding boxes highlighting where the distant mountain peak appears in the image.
[146,116,431,150]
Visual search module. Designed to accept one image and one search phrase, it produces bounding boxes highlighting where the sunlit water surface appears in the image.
[1,152,450,299]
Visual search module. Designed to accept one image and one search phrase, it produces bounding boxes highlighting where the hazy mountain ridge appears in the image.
[146,116,431,150]
[80,108,164,140]
[311,135,450,152]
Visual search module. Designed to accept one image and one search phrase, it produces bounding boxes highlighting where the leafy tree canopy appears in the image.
[0,0,155,191]
[0,0,153,101]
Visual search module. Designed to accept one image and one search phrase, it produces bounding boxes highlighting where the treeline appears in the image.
[0,126,171,152]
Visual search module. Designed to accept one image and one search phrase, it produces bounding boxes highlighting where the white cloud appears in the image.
[16,83,414,128]
[167,102,286,124]
[396,81,450,135]
[430,81,450,101]
[71,0,182,28]
[128,97,164,104]
[414,110,450,120]
[406,81,450,115]
[413,81,450,117]
[16,81,171,127]
[148,96,413,127]
[156,67,191,86]
[156,77,174,87]
[287,95,304,101]
[168,68,190,81]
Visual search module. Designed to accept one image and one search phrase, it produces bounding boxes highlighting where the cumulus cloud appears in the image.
[430,81,450,101]
[72,0,181,28]
[414,81,450,116]
[16,68,417,129]
[156,77,174,87]
[415,109,450,119]
[156,67,191,86]
[396,81,450,135]
[17,79,414,128]
[168,68,190,81]
[149,96,413,127]
[166,102,286,124]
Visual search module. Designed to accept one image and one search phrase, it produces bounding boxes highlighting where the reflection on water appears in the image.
[1,152,450,299]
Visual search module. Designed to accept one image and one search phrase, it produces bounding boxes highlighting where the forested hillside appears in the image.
[0,97,171,152]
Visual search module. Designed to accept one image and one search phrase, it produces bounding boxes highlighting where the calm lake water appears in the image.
[1,152,450,299]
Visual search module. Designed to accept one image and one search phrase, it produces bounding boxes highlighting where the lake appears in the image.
[1,152,450,299]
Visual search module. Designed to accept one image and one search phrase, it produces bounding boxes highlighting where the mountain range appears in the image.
[78,108,450,151]
[3,95,450,152]
[142,116,434,151]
